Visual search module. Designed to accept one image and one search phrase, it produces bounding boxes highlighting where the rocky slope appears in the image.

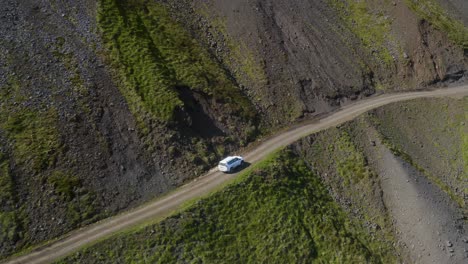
[0,0,466,258]
[165,0,467,123]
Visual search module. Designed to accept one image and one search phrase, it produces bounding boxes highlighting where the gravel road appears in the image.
[4,85,468,264]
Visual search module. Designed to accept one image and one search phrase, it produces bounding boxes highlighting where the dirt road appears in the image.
[4,85,468,264]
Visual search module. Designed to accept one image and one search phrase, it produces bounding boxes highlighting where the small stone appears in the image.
[446,241,453,247]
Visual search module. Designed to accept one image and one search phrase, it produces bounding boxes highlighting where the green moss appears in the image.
[46,170,99,226]
[328,0,394,66]
[375,83,385,91]
[0,211,21,242]
[66,193,98,226]
[0,154,24,248]
[196,5,268,88]
[230,40,268,86]
[97,0,255,122]
[0,158,14,206]
[335,132,372,186]
[59,150,395,263]
[48,171,81,201]
[405,0,468,49]
[1,108,61,173]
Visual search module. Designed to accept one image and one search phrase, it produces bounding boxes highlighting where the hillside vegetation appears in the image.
[58,150,396,263]
[57,96,467,263]
[405,0,468,49]
[98,0,255,122]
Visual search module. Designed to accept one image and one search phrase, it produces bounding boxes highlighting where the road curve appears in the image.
[4,85,468,264]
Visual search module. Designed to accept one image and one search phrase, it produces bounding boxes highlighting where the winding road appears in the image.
[4,85,468,264]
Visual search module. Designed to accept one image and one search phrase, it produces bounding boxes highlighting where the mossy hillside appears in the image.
[97,0,255,122]
[405,0,468,49]
[0,154,14,207]
[1,109,60,173]
[0,76,100,257]
[59,150,395,263]
[328,0,395,66]
[196,5,268,89]
[0,153,24,246]
[194,5,296,122]
[293,123,396,249]
[335,131,373,186]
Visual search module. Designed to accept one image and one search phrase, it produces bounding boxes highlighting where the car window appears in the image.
[227,158,238,165]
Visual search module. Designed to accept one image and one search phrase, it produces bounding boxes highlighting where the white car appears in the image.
[218,156,244,173]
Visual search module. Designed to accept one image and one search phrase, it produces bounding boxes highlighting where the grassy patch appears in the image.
[0,211,21,242]
[48,171,81,201]
[196,5,268,91]
[0,77,100,256]
[328,0,395,65]
[46,170,99,226]
[0,151,24,251]
[230,38,268,86]
[97,0,255,122]
[335,131,372,185]
[0,68,63,257]
[0,157,14,206]
[0,76,61,174]
[0,156,18,243]
[59,150,394,263]
[1,108,61,173]
[405,0,468,49]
